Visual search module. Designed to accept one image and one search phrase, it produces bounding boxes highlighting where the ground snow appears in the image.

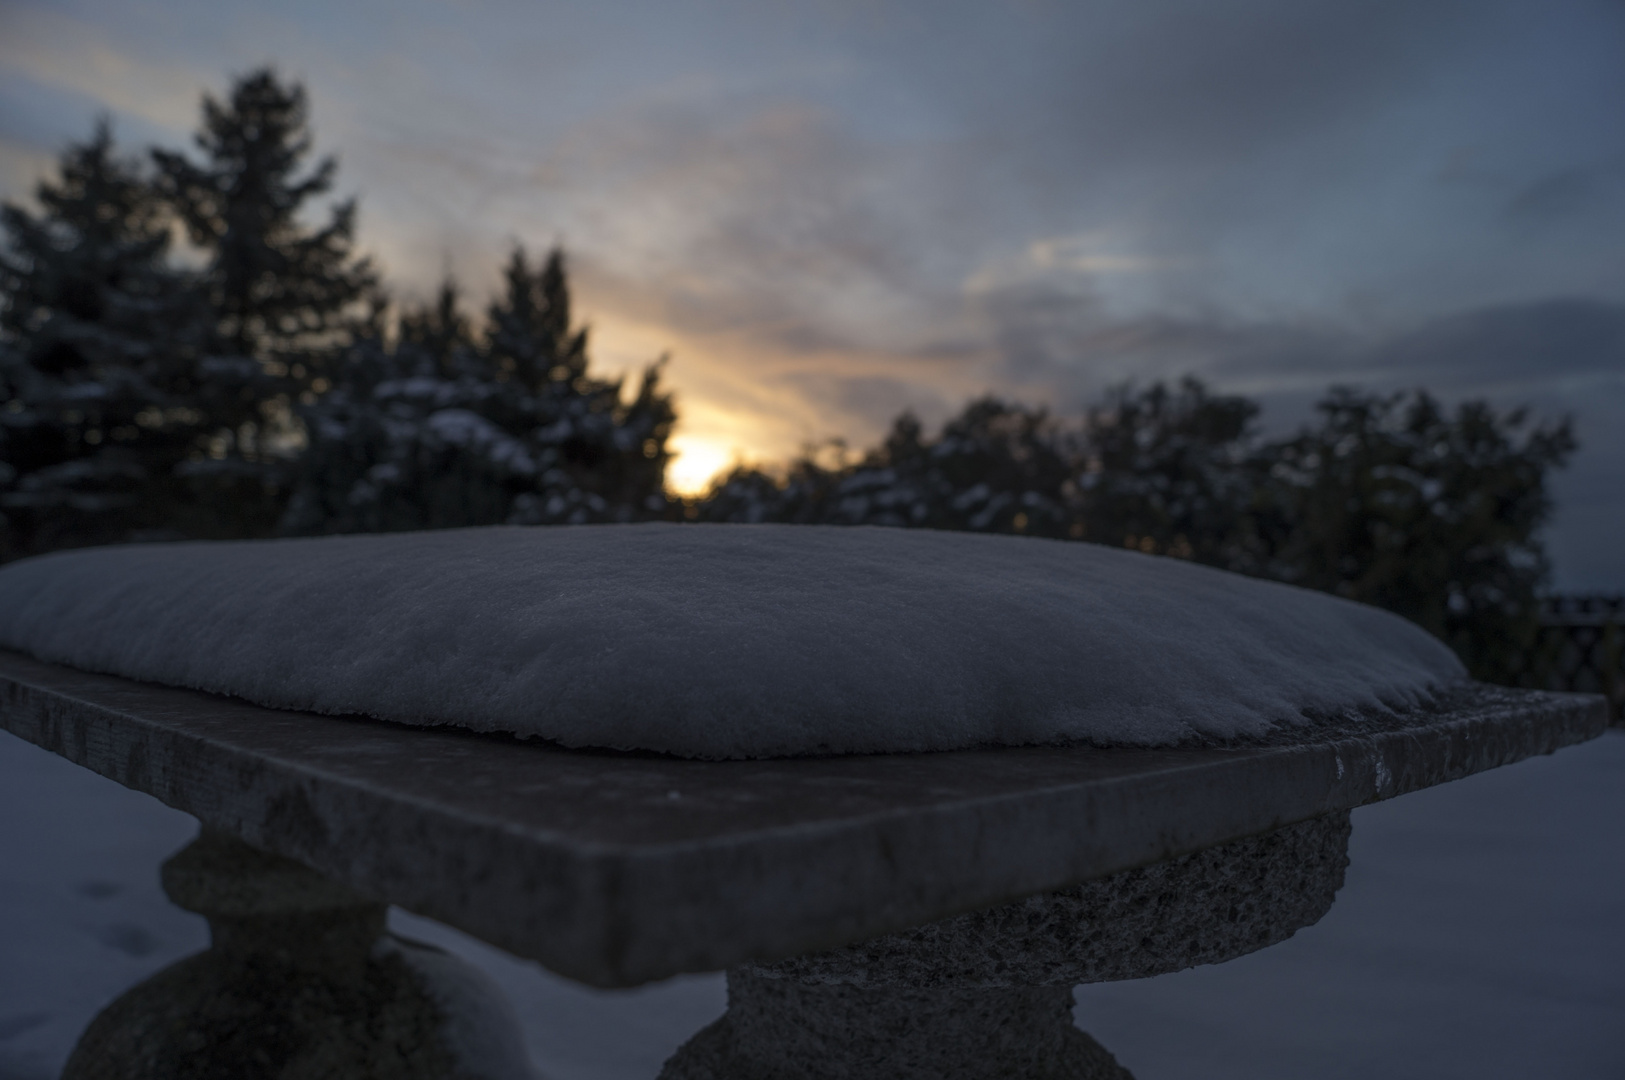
[0,524,1464,758]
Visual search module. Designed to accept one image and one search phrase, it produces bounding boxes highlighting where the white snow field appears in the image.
[2,728,1620,1080]
[0,525,1464,758]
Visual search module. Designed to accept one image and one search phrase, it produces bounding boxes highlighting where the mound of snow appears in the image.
[0,524,1464,759]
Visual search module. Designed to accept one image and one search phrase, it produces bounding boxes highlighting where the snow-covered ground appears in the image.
[1,727,1621,1080]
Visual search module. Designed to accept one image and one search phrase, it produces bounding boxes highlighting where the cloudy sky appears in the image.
[2,0,1622,587]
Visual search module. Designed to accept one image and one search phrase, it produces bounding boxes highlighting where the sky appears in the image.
[1,0,1622,588]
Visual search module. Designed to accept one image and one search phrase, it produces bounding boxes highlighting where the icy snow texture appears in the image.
[0,524,1465,759]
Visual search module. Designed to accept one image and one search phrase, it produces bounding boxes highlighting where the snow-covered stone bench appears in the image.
[0,647,1601,989]
[0,525,1607,1077]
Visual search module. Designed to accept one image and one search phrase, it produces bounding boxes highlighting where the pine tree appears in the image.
[1258,388,1575,681]
[399,279,476,380]
[154,68,376,535]
[485,248,586,393]
[283,248,676,534]
[697,398,1078,535]
[154,68,375,377]
[0,122,211,560]
[1077,379,1263,565]
[280,280,534,533]
[487,247,674,525]
[697,458,816,524]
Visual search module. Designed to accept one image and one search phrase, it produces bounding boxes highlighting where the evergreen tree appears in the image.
[487,247,674,525]
[0,122,211,560]
[698,458,810,524]
[282,248,676,534]
[697,442,853,526]
[154,68,375,377]
[1257,388,1575,681]
[862,400,1075,534]
[280,281,536,533]
[154,68,376,535]
[1076,379,1263,567]
[399,278,477,380]
[698,397,1078,535]
[485,247,586,392]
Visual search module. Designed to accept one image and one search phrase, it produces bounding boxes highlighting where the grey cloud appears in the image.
[1506,164,1622,223]
[776,372,955,441]
[972,280,1354,404]
[977,287,1625,401]
[1031,1,1477,166]
[1372,299,1625,384]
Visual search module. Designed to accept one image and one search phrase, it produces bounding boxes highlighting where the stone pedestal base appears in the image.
[61,831,532,1080]
[663,975,1130,1079]
[662,813,1351,1079]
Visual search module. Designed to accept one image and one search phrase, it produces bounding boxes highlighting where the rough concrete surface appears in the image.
[663,815,1350,1078]
[660,975,1132,1080]
[749,812,1351,988]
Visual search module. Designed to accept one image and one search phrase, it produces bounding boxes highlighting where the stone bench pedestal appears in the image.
[62,831,532,1080]
[662,813,1350,1079]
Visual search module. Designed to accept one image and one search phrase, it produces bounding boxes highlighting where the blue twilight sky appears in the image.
[2,0,1622,586]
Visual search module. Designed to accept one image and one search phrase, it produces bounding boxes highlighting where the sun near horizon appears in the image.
[664,435,734,498]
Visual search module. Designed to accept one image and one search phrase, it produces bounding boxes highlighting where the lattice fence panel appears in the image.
[1527,596,1624,722]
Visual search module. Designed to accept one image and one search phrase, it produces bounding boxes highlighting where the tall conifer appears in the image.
[486,248,587,392]
[153,68,376,534]
[1258,389,1575,681]
[154,69,375,379]
[484,247,674,524]
[0,122,210,559]
[283,248,676,534]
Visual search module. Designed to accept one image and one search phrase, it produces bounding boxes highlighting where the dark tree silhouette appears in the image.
[153,68,377,536]
[1255,388,1575,681]
[700,399,1077,534]
[154,68,375,375]
[282,248,676,534]
[1077,378,1263,568]
[0,122,212,559]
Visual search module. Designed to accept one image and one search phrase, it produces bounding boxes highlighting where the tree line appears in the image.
[0,70,675,556]
[0,70,1576,685]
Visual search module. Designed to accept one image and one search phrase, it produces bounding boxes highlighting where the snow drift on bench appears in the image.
[0,524,1465,759]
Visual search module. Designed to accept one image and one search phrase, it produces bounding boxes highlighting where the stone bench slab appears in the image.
[0,649,1606,987]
